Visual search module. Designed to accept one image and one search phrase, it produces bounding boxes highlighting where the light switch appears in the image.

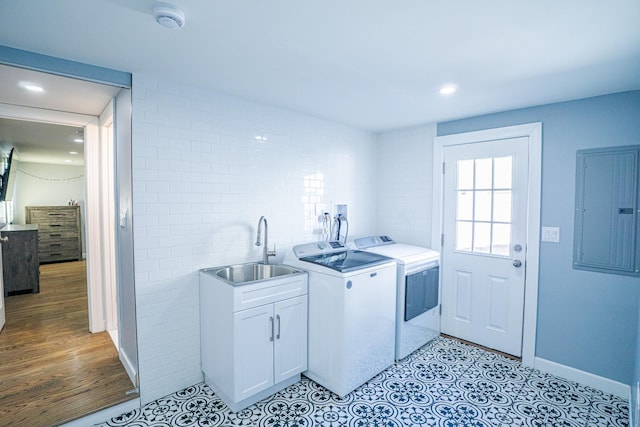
[120,208,128,230]
[541,226,560,243]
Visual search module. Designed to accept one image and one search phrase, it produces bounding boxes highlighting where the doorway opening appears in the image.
[0,63,139,424]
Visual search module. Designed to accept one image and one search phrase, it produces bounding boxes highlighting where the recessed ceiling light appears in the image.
[18,81,44,93]
[255,135,268,142]
[439,84,458,96]
[69,151,78,155]
[73,138,84,143]
[64,159,72,163]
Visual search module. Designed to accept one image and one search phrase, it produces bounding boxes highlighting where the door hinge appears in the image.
[439,304,442,315]
[441,233,444,246]
[442,162,445,174]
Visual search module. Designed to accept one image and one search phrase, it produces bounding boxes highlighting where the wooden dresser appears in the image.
[1,224,40,295]
[25,206,82,264]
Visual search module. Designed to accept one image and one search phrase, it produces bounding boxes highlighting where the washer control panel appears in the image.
[353,235,396,249]
[293,241,345,258]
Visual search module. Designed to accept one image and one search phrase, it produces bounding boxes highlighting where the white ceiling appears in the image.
[0,118,85,166]
[0,64,121,165]
[0,0,639,133]
[0,64,120,116]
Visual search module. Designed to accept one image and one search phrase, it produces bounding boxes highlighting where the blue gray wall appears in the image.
[437,90,640,385]
[634,303,640,425]
[629,301,640,427]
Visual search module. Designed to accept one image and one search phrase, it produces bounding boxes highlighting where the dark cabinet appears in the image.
[1,224,40,296]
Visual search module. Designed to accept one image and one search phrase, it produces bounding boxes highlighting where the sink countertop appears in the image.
[1,224,39,232]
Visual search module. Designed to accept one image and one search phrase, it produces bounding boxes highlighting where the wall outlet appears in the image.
[336,204,348,219]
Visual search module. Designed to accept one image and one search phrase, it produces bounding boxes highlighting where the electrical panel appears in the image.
[573,145,639,276]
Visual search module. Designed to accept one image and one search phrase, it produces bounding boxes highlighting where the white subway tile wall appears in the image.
[376,124,436,247]
[131,74,378,404]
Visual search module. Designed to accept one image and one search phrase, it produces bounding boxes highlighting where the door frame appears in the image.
[0,103,105,332]
[98,99,118,337]
[432,122,542,367]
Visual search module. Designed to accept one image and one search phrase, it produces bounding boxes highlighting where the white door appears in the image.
[441,137,528,356]
[0,242,5,332]
[274,295,307,382]
[234,304,274,401]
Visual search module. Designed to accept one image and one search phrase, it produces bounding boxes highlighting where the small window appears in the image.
[455,156,513,257]
[573,145,639,277]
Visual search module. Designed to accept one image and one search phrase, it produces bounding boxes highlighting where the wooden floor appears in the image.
[0,260,137,427]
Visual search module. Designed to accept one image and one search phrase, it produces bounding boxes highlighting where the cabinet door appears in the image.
[1,230,39,294]
[233,304,274,401]
[0,243,5,331]
[273,295,308,383]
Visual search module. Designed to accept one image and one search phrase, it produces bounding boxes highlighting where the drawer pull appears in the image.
[49,243,62,247]
[50,224,62,227]
[48,234,62,237]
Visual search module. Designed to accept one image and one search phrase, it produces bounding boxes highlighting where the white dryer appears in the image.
[353,236,440,360]
[285,241,396,397]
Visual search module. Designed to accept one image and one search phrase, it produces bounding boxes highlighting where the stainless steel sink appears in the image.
[203,262,305,286]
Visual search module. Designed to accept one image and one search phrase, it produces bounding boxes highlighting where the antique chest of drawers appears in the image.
[25,206,82,263]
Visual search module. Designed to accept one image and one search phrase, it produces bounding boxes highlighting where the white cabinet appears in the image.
[200,269,308,412]
[273,297,307,382]
[234,304,274,400]
[234,296,307,401]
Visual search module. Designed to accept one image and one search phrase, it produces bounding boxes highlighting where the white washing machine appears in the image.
[285,241,396,397]
[353,236,440,360]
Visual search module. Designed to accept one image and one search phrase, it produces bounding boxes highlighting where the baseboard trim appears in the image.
[535,357,629,399]
[120,349,138,387]
[60,397,140,427]
[631,381,639,427]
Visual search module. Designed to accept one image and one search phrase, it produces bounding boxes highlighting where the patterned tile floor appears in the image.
[96,337,629,426]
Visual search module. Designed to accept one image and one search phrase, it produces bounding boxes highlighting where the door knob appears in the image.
[513,259,522,268]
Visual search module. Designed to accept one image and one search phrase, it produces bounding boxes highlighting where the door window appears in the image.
[455,156,513,256]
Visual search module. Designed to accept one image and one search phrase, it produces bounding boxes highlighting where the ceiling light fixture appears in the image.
[69,151,78,155]
[439,84,458,96]
[18,81,44,93]
[152,2,186,29]
[73,138,84,143]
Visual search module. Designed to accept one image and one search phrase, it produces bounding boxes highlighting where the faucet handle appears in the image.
[267,243,276,257]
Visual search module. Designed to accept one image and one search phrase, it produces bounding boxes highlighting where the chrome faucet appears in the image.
[255,216,276,264]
